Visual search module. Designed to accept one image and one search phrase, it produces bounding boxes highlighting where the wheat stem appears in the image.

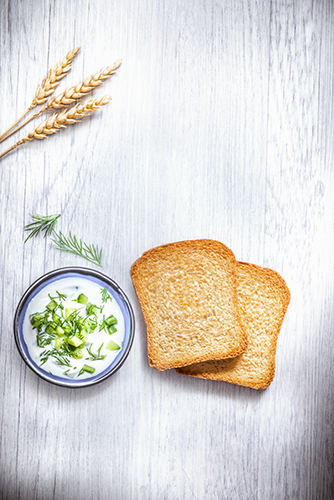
[0,46,80,143]
[0,96,111,160]
[0,109,31,140]
[0,108,44,143]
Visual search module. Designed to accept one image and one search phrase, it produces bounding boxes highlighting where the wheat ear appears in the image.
[0,46,81,143]
[31,46,81,107]
[46,59,122,109]
[0,96,111,160]
[0,58,121,142]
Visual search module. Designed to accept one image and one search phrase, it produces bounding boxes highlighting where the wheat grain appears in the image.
[0,46,81,143]
[0,96,111,159]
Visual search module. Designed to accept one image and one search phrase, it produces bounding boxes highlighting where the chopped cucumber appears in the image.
[68,335,83,348]
[106,340,120,351]
[77,330,88,345]
[65,307,76,318]
[46,300,58,311]
[77,293,88,305]
[30,313,45,327]
[54,338,64,350]
[45,322,57,334]
[86,303,98,316]
[108,326,117,335]
[105,315,117,326]
[29,287,120,378]
[52,312,61,324]
[71,349,83,359]
[80,364,95,375]
[55,325,65,336]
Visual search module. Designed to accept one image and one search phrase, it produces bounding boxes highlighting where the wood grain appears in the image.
[0,0,333,499]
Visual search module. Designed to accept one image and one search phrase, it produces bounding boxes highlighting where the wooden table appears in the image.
[0,1,333,498]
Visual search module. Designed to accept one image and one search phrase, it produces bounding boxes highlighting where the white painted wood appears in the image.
[0,0,333,498]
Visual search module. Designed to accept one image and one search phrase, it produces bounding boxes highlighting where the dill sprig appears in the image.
[52,231,102,267]
[24,213,61,242]
[101,287,112,303]
[40,347,72,367]
[24,213,103,267]
[49,291,67,302]
[36,330,55,348]
[85,343,105,361]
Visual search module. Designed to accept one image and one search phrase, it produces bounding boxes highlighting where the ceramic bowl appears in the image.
[14,267,135,388]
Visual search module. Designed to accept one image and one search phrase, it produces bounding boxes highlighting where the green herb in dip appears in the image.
[23,277,125,379]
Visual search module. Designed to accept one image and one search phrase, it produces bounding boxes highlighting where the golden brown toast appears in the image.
[176,262,290,389]
[131,240,248,370]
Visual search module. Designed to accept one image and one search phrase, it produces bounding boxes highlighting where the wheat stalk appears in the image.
[0,59,121,142]
[0,46,81,143]
[56,95,112,123]
[31,46,81,107]
[0,96,111,159]
[46,60,122,109]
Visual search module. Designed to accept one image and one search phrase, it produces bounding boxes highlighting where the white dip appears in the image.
[23,277,125,379]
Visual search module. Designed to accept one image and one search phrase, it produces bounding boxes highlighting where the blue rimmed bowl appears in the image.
[14,267,135,388]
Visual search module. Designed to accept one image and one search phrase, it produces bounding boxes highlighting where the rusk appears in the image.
[176,262,290,389]
[130,240,248,370]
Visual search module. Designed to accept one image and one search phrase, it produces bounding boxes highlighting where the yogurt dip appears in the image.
[22,277,125,379]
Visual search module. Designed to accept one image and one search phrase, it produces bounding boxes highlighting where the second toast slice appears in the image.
[130,239,248,370]
[175,262,291,388]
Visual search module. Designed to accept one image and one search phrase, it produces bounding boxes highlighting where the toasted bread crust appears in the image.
[176,262,290,388]
[131,240,248,370]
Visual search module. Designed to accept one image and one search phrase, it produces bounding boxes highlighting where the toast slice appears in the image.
[130,240,248,370]
[176,262,290,389]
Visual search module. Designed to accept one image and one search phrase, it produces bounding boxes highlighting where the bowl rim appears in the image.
[13,266,135,388]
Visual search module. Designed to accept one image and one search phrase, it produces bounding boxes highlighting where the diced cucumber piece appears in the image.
[45,322,57,334]
[52,312,61,324]
[65,307,76,318]
[30,313,45,327]
[68,335,83,348]
[55,326,65,336]
[82,364,95,374]
[77,293,88,305]
[71,349,83,359]
[107,326,117,335]
[54,338,64,350]
[106,340,121,351]
[46,299,58,311]
[77,330,88,345]
[87,319,97,332]
[86,303,98,316]
[105,315,117,326]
